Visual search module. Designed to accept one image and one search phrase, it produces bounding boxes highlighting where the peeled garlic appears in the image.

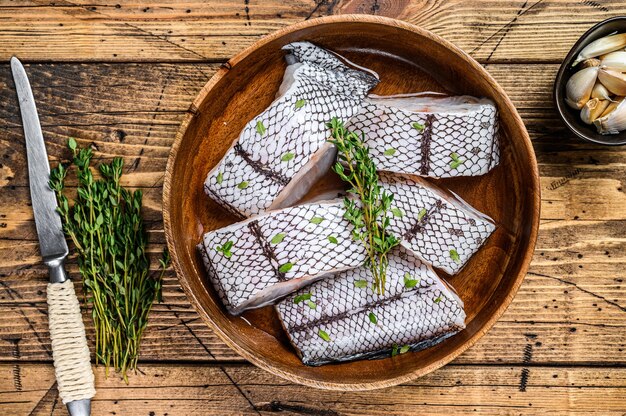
[601,96,624,117]
[580,58,601,69]
[594,99,626,134]
[601,51,626,71]
[598,68,626,95]
[573,33,626,66]
[565,66,599,109]
[591,82,613,101]
[580,98,610,124]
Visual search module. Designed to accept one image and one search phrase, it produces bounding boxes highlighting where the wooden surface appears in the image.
[0,0,624,414]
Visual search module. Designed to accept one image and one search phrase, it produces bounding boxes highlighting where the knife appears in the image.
[11,57,95,416]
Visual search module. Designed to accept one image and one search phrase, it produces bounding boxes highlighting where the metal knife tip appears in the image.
[10,56,22,69]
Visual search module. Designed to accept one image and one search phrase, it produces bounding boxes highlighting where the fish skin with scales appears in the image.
[347,94,500,178]
[203,41,379,218]
[276,246,466,365]
[198,175,494,314]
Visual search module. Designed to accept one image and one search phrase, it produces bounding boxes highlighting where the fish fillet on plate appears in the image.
[276,247,466,365]
[199,175,494,314]
[382,173,496,275]
[346,94,500,178]
[198,202,367,314]
[203,41,379,218]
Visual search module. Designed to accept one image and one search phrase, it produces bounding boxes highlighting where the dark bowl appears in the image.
[554,16,626,146]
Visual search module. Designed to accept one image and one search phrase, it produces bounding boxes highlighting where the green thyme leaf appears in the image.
[450,249,461,264]
[328,235,338,244]
[412,122,425,131]
[295,99,306,109]
[450,153,464,169]
[281,152,295,162]
[270,233,285,244]
[318,329,331,342]
[237,181,249,190]
[68,137,77,151]
[216,171,224,185]
[354,280,368,288]
[403,272,419,289]
[293,293,312,304]
[279,262,293,273]
[255,120,266,135]
[368,312,378,324]
[399,345,411,354]
[310,216,324,225]
[434,296,443,303]
[216,240,234,258]
[417,208,427,222]
[391,208,403,218]
[383,148,396,156]
[391,344,399,357]
[306,300,317,309]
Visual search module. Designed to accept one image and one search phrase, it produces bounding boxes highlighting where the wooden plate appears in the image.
[163,15,540,390]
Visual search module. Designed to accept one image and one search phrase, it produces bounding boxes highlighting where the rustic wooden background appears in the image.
[1,1,626,415]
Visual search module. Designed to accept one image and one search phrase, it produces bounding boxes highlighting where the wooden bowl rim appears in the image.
[163,14,541,390]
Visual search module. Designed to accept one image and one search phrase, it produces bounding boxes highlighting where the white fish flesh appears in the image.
[198,201,367,314]
[199,175,493,314]
[346,94,500,178]
[382,173,496,275]
[276,247,466,365]
[203,41,379,217]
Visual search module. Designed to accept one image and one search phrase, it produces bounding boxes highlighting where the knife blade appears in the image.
[11,57,94,416]
[11,57,69,266]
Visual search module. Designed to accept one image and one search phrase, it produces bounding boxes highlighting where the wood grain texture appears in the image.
[1,363,625,415]
[0,2,625,413]
[2,0,626,63]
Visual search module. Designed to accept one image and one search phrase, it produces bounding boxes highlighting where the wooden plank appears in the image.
[0,363,625,415]
[2,0,626,63]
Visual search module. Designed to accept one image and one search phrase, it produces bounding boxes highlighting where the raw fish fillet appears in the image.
[382,173,496,275]
[199,176,493,314]
[276,247,466,365]
[198,201,367,314]
[346,94,500,178]
[204,41,379,218]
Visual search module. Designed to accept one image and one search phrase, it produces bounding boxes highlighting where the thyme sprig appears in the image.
[327,118,400,294]
[49,138,169,382]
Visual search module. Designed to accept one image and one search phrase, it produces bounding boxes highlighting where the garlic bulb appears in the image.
[594,99,626,134]
[601,96,624,117]
[573,33,626,66]
[591,82,612,101]
[565,66,599,109]
[580,98,610,124]
[598,68,626,95]
[600,51,626,71]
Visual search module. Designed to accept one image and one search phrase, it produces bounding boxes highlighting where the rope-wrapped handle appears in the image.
[47,279,96,405]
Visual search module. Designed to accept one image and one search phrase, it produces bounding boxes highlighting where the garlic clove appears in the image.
[580,58,601,69]
[580,98,610,124]
[598,68,626,95]
[565,66,599,109]
[591,81,613,101]
[594,98,626,134]
[600,96,624,117]
[573,33,626,66]
[600,51,626,71]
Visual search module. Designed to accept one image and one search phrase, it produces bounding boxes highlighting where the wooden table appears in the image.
[1,1,626,415]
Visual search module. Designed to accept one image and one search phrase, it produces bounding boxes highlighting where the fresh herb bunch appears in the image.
[327,118,400,294]
[49,138,169,382]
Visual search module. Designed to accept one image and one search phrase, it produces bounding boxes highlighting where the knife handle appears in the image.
[46,264,95,415]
